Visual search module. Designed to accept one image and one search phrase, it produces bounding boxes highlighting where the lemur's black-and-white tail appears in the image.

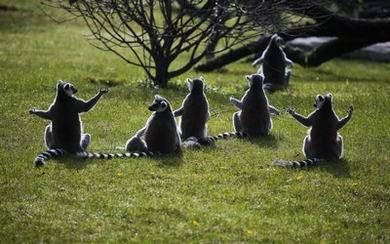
[34,149,159,167]
[207,131,246,143]
[274,158,322,168]
[182,132,246,149]
[34,149,67,167]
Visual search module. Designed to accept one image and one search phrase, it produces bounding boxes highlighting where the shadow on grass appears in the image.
[155,150,184,168]
[244,134,279,149]
[317,159,351,178]
[58,157,97,170]
[0,4,20,12]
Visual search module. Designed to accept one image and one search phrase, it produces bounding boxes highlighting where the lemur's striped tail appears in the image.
[34,148,67,167]
[274,158,322,168]
[181,132,246,149]
[207,131,247,143]
[34,149,159,167]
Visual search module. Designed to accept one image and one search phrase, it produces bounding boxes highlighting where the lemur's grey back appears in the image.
[308,97,340,159]
[262,35,289,86]
[240,76,271,136]
[180,78,209,139]
[285,93,353,161]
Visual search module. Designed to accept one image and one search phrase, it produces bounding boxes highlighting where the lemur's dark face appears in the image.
[314,93,333,109]
[57,80,78,97]
[187,77,204,93]
[148,95,170,112]
[245,74,264,88]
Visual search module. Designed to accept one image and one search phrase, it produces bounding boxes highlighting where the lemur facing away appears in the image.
[275,93,353,168]
[229,73,280,137]
[252,34,293,92]
[173,77,214,148]
[126,95,181,154]
[31,81,152,167]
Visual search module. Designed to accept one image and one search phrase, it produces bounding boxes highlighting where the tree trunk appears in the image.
[285,38,378,67]
[154,60,170,88]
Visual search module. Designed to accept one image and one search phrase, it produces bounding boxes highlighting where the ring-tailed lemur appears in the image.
[125,95,181,154]
[30,81,154,166]
[30,80,105,166]
[229,73,279,137]
[274,93,353,168]
[173,77,214,148]
[252,34,293,92]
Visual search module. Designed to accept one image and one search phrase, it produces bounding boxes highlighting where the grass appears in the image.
[1,1,389,242]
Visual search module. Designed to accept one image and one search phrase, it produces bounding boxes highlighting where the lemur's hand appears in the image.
[287,108,295,115]
[347,105,354,116]
[287,108,296,115]
[99,88,109,95]
[29,108,37,114]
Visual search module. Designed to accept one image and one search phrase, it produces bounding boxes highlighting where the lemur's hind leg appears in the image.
[285,70,291,85]
[233,112,242,132]
[126,136,148,152]
[334,135,343,159]
[44,124,54,149]
[303,136,316,158]
[80,133,91,151]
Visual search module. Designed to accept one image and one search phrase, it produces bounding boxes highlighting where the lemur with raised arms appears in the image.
[31,81,151,167]
[275,93,353,168]
[173,77,214,147]
[126,95,181,154]
[252,34,293,92]
[203,73,279,142]
[229,73,280,137]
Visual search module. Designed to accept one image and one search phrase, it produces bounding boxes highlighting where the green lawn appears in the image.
[1,1,389,242]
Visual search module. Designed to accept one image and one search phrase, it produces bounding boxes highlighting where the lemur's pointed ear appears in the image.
[187,78,193,91]
[199,76,205,81]
[245,75,253,87]
[56,80,64,89]
[327,93,333,102]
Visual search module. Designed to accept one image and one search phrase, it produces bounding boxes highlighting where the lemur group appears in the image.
[30,34,353,168]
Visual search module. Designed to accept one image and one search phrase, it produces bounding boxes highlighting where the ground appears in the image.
[0,1,389,242]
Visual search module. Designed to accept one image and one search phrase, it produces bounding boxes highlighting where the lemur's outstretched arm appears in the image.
[252,56,264,66]
[229,97,243,110]
[285,58,293,66]
[337,106,353,130]
[135,127,147,137]
[78,88,108,112]
[269,105,280,115]
[173,107,184,117]
[29,108,53,120]
[287,108,312,127]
